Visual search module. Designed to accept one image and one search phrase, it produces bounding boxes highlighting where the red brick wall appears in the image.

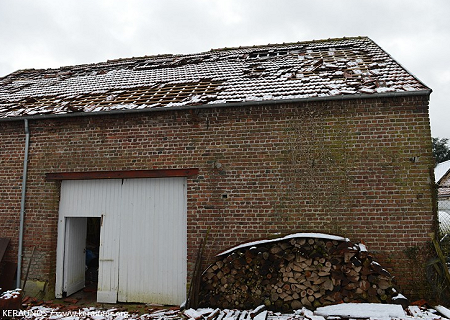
[0,94,435,298]
[0,122,24,264]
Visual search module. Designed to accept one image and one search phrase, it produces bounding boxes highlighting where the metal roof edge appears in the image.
[0,89,432,123]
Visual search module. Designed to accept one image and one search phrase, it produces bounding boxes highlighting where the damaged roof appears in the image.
[0,36,430,120]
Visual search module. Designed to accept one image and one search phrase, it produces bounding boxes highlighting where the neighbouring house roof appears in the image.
[0,36,430,120]
[435,160,450,198]
[435,160,450,184]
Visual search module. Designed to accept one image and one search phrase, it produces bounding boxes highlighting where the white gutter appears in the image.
[17,119,30,288]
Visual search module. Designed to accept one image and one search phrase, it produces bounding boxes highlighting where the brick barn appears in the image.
[0,36,435,303]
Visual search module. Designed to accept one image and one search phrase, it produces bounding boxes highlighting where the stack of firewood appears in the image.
[198,235,397,311]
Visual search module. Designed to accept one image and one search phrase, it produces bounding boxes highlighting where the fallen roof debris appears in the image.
[3,292,449,320]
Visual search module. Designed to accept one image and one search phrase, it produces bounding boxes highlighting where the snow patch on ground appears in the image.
[314,303,405,318]
[0,288,22,300]
[8,303,450,319]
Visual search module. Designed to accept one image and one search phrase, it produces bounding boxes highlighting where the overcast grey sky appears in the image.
[1,0,449,138]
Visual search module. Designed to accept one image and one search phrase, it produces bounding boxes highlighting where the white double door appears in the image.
[55,178,187,305]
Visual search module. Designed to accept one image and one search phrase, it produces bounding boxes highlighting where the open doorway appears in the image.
[85,217,100,292]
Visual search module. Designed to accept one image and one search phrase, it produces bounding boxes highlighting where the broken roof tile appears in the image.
[0,36,430,119]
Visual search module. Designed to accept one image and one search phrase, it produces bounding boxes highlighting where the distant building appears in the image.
[435,160,450,234]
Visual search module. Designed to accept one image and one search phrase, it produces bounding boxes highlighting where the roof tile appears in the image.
[0,37,429,119]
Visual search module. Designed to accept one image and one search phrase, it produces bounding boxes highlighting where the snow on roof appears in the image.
[217,232,349,256]
[435,159,450,183]
[0,37,430,120]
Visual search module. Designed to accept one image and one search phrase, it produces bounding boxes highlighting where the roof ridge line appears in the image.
[209,36,370,52]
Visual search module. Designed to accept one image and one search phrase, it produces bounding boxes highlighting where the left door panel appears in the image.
[63,217,87,296]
